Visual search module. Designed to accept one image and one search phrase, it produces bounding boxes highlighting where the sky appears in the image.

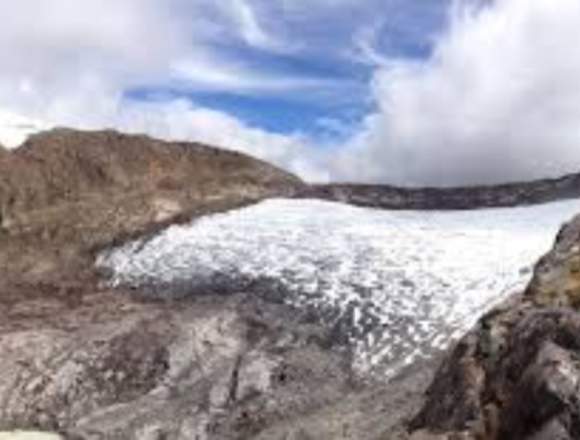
[0,0,580,186]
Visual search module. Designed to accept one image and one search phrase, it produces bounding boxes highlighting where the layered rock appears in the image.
[410,214,580,439]
[301,176,580,210]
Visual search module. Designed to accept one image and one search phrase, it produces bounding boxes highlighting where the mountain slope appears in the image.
[0,128,304,278]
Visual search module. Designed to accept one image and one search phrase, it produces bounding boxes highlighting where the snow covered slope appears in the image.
[98,198,580,377]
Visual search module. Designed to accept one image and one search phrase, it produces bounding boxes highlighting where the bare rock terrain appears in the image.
[0,279,432,439]
[410,214,580,439]
[0,128,304,279]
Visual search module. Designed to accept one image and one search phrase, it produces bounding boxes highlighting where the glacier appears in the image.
[97,198,580,377]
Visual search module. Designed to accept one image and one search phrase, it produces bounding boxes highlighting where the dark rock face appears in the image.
[301,175,580,210]
[410,215,580,440]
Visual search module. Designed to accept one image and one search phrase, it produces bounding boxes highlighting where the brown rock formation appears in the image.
[410,214,580,440]
[0,128,304,278]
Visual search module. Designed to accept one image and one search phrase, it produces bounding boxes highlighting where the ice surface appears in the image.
[97,198,580,377]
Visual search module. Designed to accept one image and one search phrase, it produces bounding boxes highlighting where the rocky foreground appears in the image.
[2,129,580,439]
[409,213,580,440]
[0,277,436,439]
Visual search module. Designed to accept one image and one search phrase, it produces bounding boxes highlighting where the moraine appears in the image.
[97,198,580,378]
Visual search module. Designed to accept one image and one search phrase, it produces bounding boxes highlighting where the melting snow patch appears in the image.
[98,198,580,377]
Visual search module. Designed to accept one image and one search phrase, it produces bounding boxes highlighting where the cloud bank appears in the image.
[335,0,580,185]
[1,0,580,186]
[0,0,334,180]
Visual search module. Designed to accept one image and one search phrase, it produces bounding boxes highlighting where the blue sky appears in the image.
[137,0,451,141]
[2,0,580,186]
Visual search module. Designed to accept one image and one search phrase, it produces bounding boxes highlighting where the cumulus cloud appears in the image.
[0,0,335,180]
[3,0,579,186]
[0,110,49,148]
[333,0,580,186]
[0,0,448,184]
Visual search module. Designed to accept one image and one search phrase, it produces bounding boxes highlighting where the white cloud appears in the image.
[0,110,50,148]
[0,101,330,182]
[170,58,344,95]
[332,0,580,186]
[0,0,333,181]
[229,0,271,48]
[4,0,579,187]
[353,24,392,67]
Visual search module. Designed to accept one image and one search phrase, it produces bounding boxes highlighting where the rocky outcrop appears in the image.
[410,214,580,440]
[0,276,431,439]
[301,175,580,210]
[0,128,304,277]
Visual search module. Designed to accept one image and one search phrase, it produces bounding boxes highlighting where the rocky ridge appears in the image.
[302,176,580,210]
[0,128,304,279]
